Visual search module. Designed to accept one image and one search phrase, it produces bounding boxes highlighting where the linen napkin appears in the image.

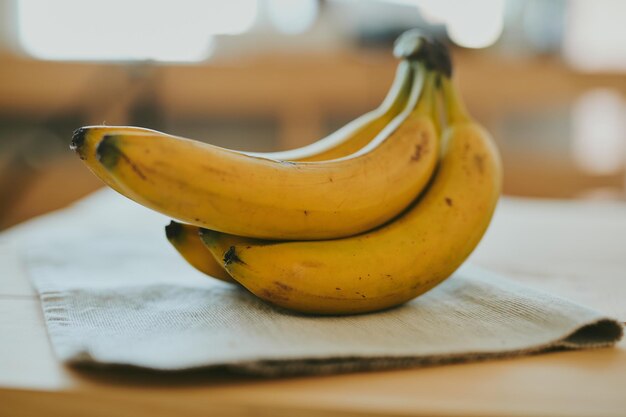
[4,190,623,376]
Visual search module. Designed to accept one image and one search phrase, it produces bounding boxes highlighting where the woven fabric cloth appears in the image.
[6,190,623,376]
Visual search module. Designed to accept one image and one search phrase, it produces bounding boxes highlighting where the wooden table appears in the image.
[1,197,625,417]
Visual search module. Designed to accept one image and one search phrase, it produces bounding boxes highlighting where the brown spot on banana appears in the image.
[261,289,289,302]
[411,144,423,161]
[474,154,485,174]
[200,164,230,177]
[122,154,147,180]
[445,197,453,206]
[97,135,147,181]
[300,260,323,268]
[274,281,293,292]
[223,246,245,266]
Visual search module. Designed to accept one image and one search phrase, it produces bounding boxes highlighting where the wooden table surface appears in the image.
[1,197,625,417]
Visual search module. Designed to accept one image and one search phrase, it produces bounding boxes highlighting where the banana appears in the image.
[165,221,237,284]
[95,62,439,240]
[200,74,502,315]
[70,30,430,184]
[70,56,414,180]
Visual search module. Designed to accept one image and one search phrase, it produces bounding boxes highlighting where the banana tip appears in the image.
[70,127,87,157]
[165,221,182,241]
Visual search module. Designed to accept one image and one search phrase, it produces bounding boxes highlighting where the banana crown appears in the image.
[393,29,428,61]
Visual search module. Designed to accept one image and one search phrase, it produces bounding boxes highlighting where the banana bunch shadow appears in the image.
[71,30,502,316]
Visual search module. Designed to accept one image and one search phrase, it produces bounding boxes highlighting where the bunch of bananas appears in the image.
[71,31,502,315]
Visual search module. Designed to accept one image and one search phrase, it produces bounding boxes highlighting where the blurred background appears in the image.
[0,0,625,230]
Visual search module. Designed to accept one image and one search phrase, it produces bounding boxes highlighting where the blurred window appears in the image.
[16,0,258,62]
[571,90,626,175]
[563,0,626,71]
[267,0,319,35]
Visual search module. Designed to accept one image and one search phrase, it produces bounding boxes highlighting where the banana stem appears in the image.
[431,75,443,137]
[414,70,436,117]
[441,76,471,125]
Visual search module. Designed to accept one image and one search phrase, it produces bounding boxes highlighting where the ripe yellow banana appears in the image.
[70,56,415,183]
[165,221,236,284]
[96,63,439,240]
[70,31,433,187]
[200,75,502,315]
